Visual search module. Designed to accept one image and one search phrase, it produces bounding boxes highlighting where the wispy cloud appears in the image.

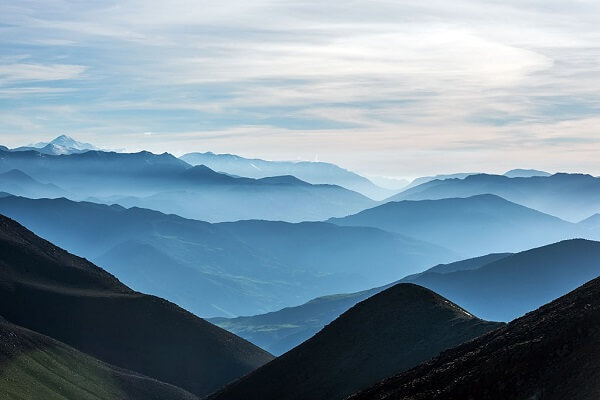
[0,0,600,176]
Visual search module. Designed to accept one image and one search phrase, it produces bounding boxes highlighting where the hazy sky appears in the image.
[1,0,600,178]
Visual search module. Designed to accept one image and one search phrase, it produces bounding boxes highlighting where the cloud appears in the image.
[0,0,600,176]
[0,63,86,82]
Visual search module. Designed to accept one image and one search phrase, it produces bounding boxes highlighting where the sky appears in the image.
[1,0,600,179]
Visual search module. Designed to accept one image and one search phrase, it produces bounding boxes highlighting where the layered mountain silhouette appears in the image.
[503,168,551,178]
[388,173,600,221]
[0,147,375,222]
[0,169,67,198]
[0,195,454,317]
[180,151,394,200]
[0,214,273,397]
[210,253,511,355]
[406,239,600,321]
[0,317,198,400]
[350,275,600,400]
[330,194,577,257]
[208,284,502,400]
[10,135,100,155]
[402,172,477,190]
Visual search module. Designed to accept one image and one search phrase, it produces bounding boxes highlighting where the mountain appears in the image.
[403,172,477,190]
[208,284,502,400]
[0,316,198,400]
[0,169,67,198]
[0,214,273,397]
[503,168,551,178]
[330,194,577,258]
[210,252,511,355]
[388,173,600,222]
[180,152,394,200]
[350,275,600,400]
[406,239,600,321]
[12,135,100,155]
[0,148,375,222]
[0,195,455,317]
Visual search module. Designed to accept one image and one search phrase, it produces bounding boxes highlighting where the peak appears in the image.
[47,135,97,151]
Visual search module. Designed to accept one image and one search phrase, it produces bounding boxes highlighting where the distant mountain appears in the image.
[0,195,455,317]
[0,148,375,222]
[330,194,577,257]
[180,152,395,200]
[388,173,600,221]
[0,214,273,397]
[208,284,502,400]
[210,252,511,355]
[403,172,477,190]
[365,175,410,190]
[406,239,600,321]
[0,169,67,198]
[503,168,551,178]
[12,135,100,155]
[350,275,600,400]
[0,317,198,400]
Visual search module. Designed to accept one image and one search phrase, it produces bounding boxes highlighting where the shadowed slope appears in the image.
[0,317,198,400]
[208,284,502,400]
[0,215,273,398]
[350,275,600,400]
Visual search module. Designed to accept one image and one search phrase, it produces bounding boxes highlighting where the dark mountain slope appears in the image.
[211,252,509,355]
[0,317,198,400]
[389,173,600,221]
[330,194,576,257]
[350,275,600,400]
[208,284,502,400]
[0,215,273,397]
[407,239,600,321]
[0,195,454,317]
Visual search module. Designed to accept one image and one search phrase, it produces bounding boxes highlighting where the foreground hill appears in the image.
[0,148,374,222]
[350,275,600,400]
[180,151,394,200]
[0,317,198,400]
[0,215,273,397]
[0,195,453,317]
[389,173,600,222]
[210,253,511,355]
[408,239,600,321]
[208,284,502,400]
[330,194,576,257]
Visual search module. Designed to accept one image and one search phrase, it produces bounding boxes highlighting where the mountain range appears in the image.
[211,252,511,355]
[350,275,600,400]
[405,239,600,321]
[180,151,395,200]
[0,214,272,398]
[389,173,600,222]
[208,284,502,400]
[10,135,100,155]
[331,194,577,258]
[0,195,455,317]
[0,148,375,222]
[212,239,599,354]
